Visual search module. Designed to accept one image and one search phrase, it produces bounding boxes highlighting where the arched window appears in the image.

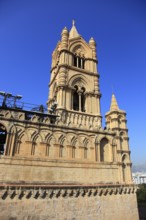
[73,55,85,69]
[73,86,86,112]
[100,138,109,162]
[0,124,7,155]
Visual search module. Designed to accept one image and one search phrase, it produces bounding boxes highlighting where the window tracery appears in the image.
[73,85,86,112]
[73,54,85,69]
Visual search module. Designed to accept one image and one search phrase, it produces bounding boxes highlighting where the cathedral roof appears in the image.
[69,20,80,39]
[110,94,119,111]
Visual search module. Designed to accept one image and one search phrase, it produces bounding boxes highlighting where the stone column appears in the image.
[95,142,100,162]
[78,91,82,111]
[9,132,15,156]
[4,132,11,156]
[77,57,79,67]
[90,94,92,113]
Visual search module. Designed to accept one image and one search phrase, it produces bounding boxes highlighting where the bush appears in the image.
[137,184,146,204]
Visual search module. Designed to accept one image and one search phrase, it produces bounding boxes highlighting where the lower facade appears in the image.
[0,184,139,220]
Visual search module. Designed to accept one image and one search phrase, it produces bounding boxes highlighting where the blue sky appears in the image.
[0,0,146,165]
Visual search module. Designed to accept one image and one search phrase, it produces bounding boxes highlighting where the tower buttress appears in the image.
[105,94,132,183]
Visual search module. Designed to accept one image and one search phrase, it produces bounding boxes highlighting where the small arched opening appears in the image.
[100,138,109,162]
[0,124,7,155]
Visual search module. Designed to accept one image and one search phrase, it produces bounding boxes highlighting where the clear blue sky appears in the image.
[0,0,146,165]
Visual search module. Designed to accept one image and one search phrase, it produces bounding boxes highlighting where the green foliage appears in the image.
[137,184,146,204]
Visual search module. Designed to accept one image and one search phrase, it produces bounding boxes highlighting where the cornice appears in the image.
[0,183,138,200]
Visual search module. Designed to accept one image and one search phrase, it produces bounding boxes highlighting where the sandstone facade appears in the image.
[0,22,139,219]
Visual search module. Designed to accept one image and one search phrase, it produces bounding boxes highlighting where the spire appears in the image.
[110,94,119,111]
[69,20,80,39]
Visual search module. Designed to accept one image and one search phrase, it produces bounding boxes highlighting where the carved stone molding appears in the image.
[0,183,138,200]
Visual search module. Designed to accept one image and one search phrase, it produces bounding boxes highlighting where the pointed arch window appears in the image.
[73,86,86,112]
[100,138,109,162]
[73,54,85,69]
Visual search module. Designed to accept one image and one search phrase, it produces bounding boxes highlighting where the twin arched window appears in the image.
[73,55,85,69]
[73,86,85,112]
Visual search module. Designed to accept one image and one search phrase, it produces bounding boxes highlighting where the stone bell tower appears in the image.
[47,21,102,129]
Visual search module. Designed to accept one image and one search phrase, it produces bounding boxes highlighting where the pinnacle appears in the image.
[69,20,80,39]
[110,94,119,111]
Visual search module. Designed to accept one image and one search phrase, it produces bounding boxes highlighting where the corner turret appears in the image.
[105,94,132,183]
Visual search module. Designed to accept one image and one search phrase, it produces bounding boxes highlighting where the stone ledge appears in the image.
[0,183,138,200]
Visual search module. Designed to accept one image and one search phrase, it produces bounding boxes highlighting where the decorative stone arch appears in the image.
[45,132,51,142]
[71,44,86,55]
[14,129,25,155]
[83,137,89,159]
[45,133,55,157]
[69,39,93,70]
[4,124,18,156]
[69,74,88,88]
[68,74,89,112]
[31,132,43,144]
[118,114,124,127]
[100,137,111,162]
[31,133,43,156]
[69,39,92,58]
[8,124,17,134]
[58,134,66,157]
[70,136,78,158]
[122,153,128,163]
[17,131,31,156]
[119,130,126,137]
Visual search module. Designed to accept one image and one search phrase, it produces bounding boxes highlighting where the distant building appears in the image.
[133,172,146,184]
[0,22,139,220]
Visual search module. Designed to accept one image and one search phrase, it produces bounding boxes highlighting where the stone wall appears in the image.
[0,157,120,184]
[0,184,139,220]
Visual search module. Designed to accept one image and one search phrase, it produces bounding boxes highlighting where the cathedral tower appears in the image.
[48,21,102,129]
[0,22,139,220]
